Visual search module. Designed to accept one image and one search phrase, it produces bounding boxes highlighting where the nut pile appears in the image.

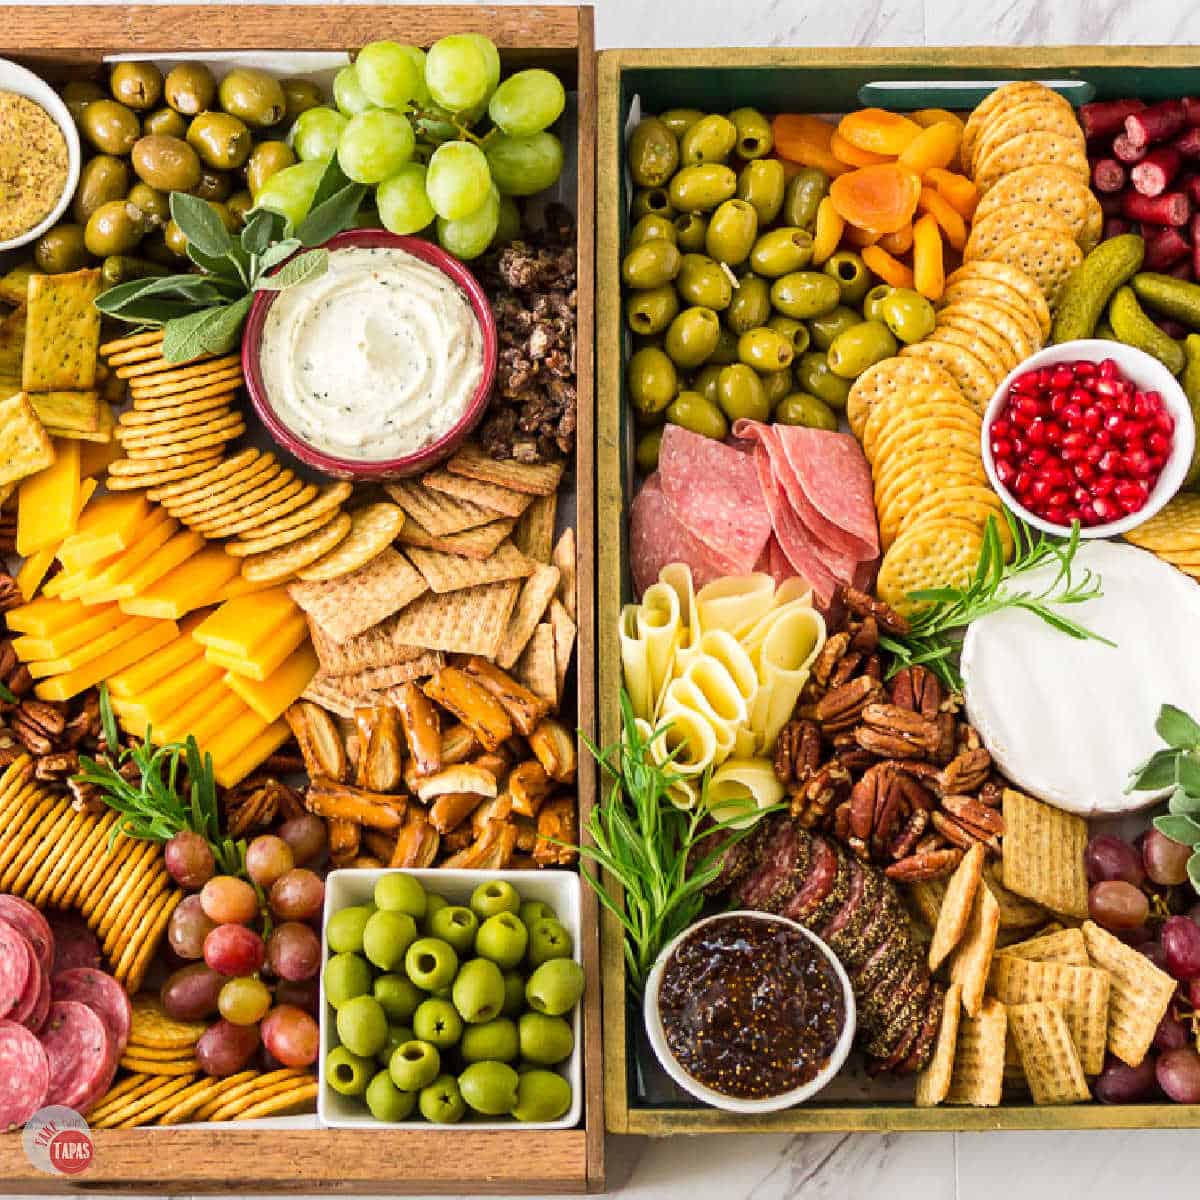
[774,587,1006,883]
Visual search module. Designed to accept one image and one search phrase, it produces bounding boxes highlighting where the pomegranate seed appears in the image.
[1050,365,1074,390]
[1074,360,1098,378]
[991,438,1013,459]
[1044,506,1068,525]
[991,417,1012,439]
[1100,358,1120,379]
[1092,476,1117,498]
[1092,496,1115,520]
[1085,443,1104,463]
[1027,447,1050,467]
[1012,437,1027,456]
[995,460,1015,485]
[1014,470,1033,495]
[1074,461,1097,485]
[1030,478,1052,504]
[1156,410,1175,434]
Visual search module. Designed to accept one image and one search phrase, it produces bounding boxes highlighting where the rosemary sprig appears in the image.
[73,683,245,877]
[879,511,1115,692]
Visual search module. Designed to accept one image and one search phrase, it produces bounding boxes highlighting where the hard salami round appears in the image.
[0,897,53,976]
[7,939,41,1026]
[47,911,101,975]
[0,1019,49,1131]
[52,968,132,1054]
[40,1000,112,1112]
[0,919,32,1019]
[24,964,50,1035]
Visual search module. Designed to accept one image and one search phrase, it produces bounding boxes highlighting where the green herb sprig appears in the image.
[1128,703,1200,894]
[879,512,1114,692]
[94,158,366,363]
[74,683,245,877]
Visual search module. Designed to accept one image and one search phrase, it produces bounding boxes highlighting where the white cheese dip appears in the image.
[258,245,484,461]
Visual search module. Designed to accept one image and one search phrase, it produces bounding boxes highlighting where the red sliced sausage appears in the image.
[40,1000,112,1112]
[52,968,132,1055]
[0,898,53,976]
[0,1019,49,1131]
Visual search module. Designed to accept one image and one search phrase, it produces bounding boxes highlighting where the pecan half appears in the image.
[941,793,1005,837]
[0,573,20,614]
[937,747,992,795]
[810,632,851,689]
[813,676,884,734]
[774,718,821,786]
[842,585,910,635]
[854,703,941,759]
[889,665,943,720]
[885,847,963,882]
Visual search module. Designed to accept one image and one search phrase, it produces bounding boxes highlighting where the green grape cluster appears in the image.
[279,35,566,260]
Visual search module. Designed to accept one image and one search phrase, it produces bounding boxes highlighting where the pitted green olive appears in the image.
[84,200,145,257]
[628,117,679,188]
[658,108,705,139]
[143,107,188,138]
[281,77,324,123]
[72,155,130,225]
[34,224,89,274]
[628,346,679,415]
[80,99,140,155]
[164,63,217,116]
[809,304,861,352]
[665,307,721,368]
[631,187,674,221]
[621,239,681,289]
[862,283,893,323]
[628,213,677,249]
[782,167,829,229]
[759,368,792,407]
[668,164,737,213]
[127,182,170,228]
[246,140,296,198]
[725,274,771,335]
[110,61,162,111]
[187,111,252,170]
[738,327,794,372]
[704,198,757,266]
[636,428,663,474]
[823,251,873,306]
[131,134,201,193]
[729,107,773,159]
[679,114,737,165]
[795,352,852,409]
[190,169,233,203]
[218,67,285,128]
[736,158,785,226]
[676,253,732,310]
[879,287,937,345]
[667,390,729,439]
[775,392,839,430]
[749,227,814,277]
[766,315,811,355]
[625,285,679,336]
[826,319,899,378]
[673,212,707,253]
[715,363,770,423]
[769,271,840,319]
[693,363,724,405]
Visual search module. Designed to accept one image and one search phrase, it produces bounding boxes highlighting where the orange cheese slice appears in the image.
[107,614,207,699]
[5,597,90,638]
[28,615,158,678]
[205,708,274,767]
[17,440,81,557]
[203,612,308,683]
[118,539,231,618]
[14,477,99,602]
[162,688,248,748]
[11,603,126,663]
[35,620,179,702]
[77,511,178,605]
[136,676,230,745]
[120,654,226,726]
[212,574,284,604]
[193,587,296,658]
[78,437,120,480]
[223,642,318,724]
[58,494,150,572]
[214,721,292,789]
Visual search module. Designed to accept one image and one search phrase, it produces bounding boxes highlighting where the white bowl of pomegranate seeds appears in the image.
[982,339,1194,538]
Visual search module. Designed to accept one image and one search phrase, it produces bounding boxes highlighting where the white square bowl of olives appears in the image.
[318,868,583,1130]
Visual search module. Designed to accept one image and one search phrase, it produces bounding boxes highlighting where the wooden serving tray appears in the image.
[595,43,1200,1137]
[0,6,602,1193]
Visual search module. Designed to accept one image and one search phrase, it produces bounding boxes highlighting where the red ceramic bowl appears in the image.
[242,228,498,480]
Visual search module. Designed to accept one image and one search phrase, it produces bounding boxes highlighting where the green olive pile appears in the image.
[622,109,938,472]
[322,874,582,1125]
[40,63,323,286]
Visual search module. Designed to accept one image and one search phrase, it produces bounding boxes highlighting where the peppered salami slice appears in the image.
[0,1019,49,1131]
[0,897,53,977]
[732,817,801,910]
[47,911,101,975]
[8,942,43,1028]
[40,1000,111,1111]
[52,968,131,1055]
[23,963,50,1035]
[781,426,880,559]
[0,920,32,1019]
[782,834,838,924]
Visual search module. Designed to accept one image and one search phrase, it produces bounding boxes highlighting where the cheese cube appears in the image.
[214,721,292,789]
[12,603,126,662]
[203,613,308,683]
[16,439,81,556]
[29,615,157,678]
[193,587,296,657]
[35,620,179,701]
[107,615,206,699]
[77,512,177,605]
[5,596,89,637]
[223,642,318,724]
[14,477,98,601]
[58,494,149,571]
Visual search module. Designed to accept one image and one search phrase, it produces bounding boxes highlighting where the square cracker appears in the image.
[406,540,537,594]
[949,875,999,1017]
[307,615,429,676]
[386,580,521,659]
[422,469,532,519]
[986,954,1110,1075]
[549,598,576,699]
[1008,1000,1090,1104]
[1001,787,1089,918]
[497,564,560,670]
[0,305,26,374]
[1082,920,1177,1067]
[983,861,1047,929]
[514,493,557,562]
[552,528,577,620]
[23,269,101,391]
[930,842,984,970]
[398,514,515,560]
[996,927,1088,968]
[288,547,427,644]
[515,623,557,705]
[384,479,502,536]
[0,392,55,486]
[915,982,962,1107]
[303,654,444,716]
[946,996,1007,1107]
[445,441,565,496]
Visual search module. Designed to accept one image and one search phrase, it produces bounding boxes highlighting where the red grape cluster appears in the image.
[1086,829,1200,1104]
[160,816,330,1076]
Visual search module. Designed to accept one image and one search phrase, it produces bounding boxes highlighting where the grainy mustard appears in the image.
[0,91,68,240]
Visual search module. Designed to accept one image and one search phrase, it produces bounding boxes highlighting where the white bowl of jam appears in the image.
[643,911,856,1114]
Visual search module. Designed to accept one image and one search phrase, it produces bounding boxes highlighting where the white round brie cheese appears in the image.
[961,540,1200,817]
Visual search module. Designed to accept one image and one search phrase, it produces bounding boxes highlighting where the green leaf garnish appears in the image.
[254,249,329,293]
[1157,704,1200,751]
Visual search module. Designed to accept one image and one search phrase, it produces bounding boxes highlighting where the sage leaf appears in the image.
[254,248,328,292]
[240,208,279,256]
[187,243,243,281]
[296,181,366,248]
[1153,812,1200,846]
[197,293,254,356]
[170,191,236,259]
[1130,748,1179,792]
[1178,752,1200,796]
[1157,703,1200,750]
[308,155,355,212]
[95,273,228,315]
[1168,784,1200,816]
[255,237,301,275]
[0,681,15,704]
[161,294,253,363]
[93,296,212,325]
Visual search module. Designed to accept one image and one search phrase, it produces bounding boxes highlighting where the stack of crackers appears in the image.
[0,756,179,992]
[912,788,1177,1107]
[1124,493,1200,579]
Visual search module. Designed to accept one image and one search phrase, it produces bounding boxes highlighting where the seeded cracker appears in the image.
[899,340,996,412]
[446,442,566,496]
[946,260,1052,338]
[422,469,533,519]
[386,580,521,659]
[983,861,1047,929]
[406,539,537,593]
[915,982,962,1107]
[1001,788,1089,918]
[946,995,1007,1106]
[930,843,985,971]
[0,392,55,487]
[497,564,561,669]
[997,927,1089,967]
[22,269,101,390]
[384,479,502,535]
[306,614,430,675]
[1008,1001,1090,1104]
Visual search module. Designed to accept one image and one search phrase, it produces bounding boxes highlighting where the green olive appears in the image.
[766,315,811,356]
[100,255,168,287]
[738,327,794,372]
[823,251,873,306]
[673,213,708,253]
[628,117,679,188]
[127,182,170,228]
[226,190,254,225]
[246,140,296,198]
[693,363,724,405]
[879,287,937,345]
[770,271,840,320]
[141,230,179,264]
[628,346,679,415]
[759,368,792,407]
[667,390,729,439]
[729,107,773,159]
[862,283,893,323]
[782,167,830,230]
[84,199,145,258]
[715,363,770,423]
[631,187,674,221]
[72,155,130,225]
[736,159,786,226]
[62,81,105,126]
[621,239,681,289]
[34,224,89,274]
[218,67,286,128]
[658,108,705,140]
[795,352,852,409]
[80,99,140,155]
[281,77,324,123]
[826,319,899,379]
[665,307,721,368]
[676,253,732,310]
[749,227,814,278]
[708,326,740,364]
[635,428,663,474]
[143,107,188,138]
[668,164,737,213]
[187,111,253,170]
[809,305,861,352]
[726,274,772,335]
[625,284,679,335]
[131,134,202,193]
[775,392,839,430]
[110,62,163,111]
[191,169,234,203]
[704,199,757,266]
[164,63,216,116]
[680,114,737,166]
[628,214,677,250]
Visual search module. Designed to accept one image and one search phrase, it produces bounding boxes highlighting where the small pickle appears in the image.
[673,213,708,253]
[775,391,839,430]
[1182,334,1200,488]
[827,319,899,379]
[628,117,680,188]
[680,114,737,165]
[628,213,677,249]
[795,351,852,409]
[749,227,814,278]
[668,164,737,213]
[676,253,733,310]
[809,304,861,352]
[1130,270,1200,332]
[715,363,770,423]
[782,168,830,230]
[708,326,740,364]
[879,287,936,345]
[705,199,758,266]
[769,271,840,320]
[823,251,873,306]
[862,283,893,323]
[659,108,705,140]
[1108,286,1186,374]
[625,284,680,336]
[694,363,724,405]
[738,327,794,372]
[665,306,722,368]
[628,346,679,415]
[728,107,773,159]
[1052,233,1145,343]
[667,390,729,439]
[759,368,792,407]
[725,274,772,334]
[635,428,663,474]
[767,315,811,355]
[631,188,674,221]
[621,239,682,289]
[736,159,785,226]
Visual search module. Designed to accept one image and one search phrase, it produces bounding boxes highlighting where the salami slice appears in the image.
[7,939,41,1026]
[658,425,772,575]
[0,897,53,977]
[764,535,797,588]
[0,1019,49,1131]
[47,911,101,975]
[0,919,32,1019]
[781,426,880,558]
[52,968,132,1055]
[40,999,112,1112]
[24,963,50,1035]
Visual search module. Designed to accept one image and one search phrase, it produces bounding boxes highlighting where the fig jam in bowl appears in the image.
[643,911,855,1113]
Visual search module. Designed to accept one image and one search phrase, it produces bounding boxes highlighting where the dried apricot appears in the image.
[772,113,847,178]
[879,223,914,255]
[917,185,967,250]
[844,224,882,248]
[831,130,892,167]
[925,168,979,219]
[911,107,966,136]
[828,163,921,234]
[838,108,923,156]
[862,244,915,290]
[899,121,960,175]
[912,212,945,300]
[811,196,844,265]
